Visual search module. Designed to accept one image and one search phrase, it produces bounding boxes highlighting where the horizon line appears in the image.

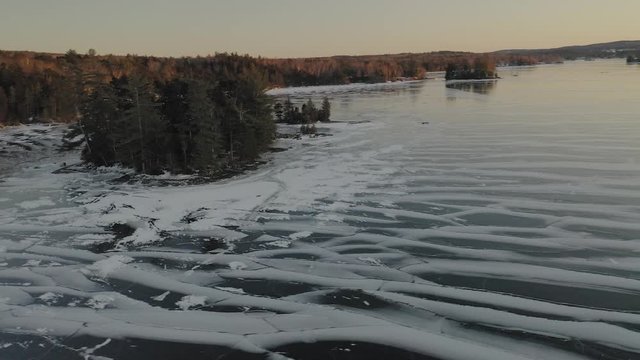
[1,38,638,61]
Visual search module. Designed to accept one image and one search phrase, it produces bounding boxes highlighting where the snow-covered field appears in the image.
[1,60,640,359]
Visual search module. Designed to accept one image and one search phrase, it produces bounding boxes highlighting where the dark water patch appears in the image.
[360,228,405,238]
[509,207,631,222]
[417,273,640,312]
[385,245,457,258]
[489,191,640,207]
[418,236,577,255]
[274,341,439,360]
[394,216,457,229]
[181,207,210,224]
[255,251,322,261]
[138,256,229,274]
[490,230,551,239]
[458,212,548,228]
[342,218,401,228]
[159,234,226,254]
[433,199,498,207]
[395,290,577,322]
[0,333,267,360]
[564,266,640,282]
[561,224,640,241]
[106,223,136,240]
[463,322,639,360]
[315,289,394,310]
[99,279,190,310]
[220,278,317,298]
[334,246,389,255]
[342,209,397,221]
[88,240,119,253]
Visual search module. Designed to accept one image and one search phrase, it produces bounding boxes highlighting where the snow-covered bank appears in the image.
[266,80,424,97]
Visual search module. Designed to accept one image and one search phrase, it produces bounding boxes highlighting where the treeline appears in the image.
[495,40,640,61]
[72,57,275,175]
[0,49,564,125]
[260,52,558,86]
[0,50,285,125]
[274,98,331,124]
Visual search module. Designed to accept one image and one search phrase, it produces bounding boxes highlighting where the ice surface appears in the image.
[2,61,640,359]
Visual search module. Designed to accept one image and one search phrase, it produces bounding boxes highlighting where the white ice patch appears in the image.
[289,231,312,240]
[84,255,134,278]
[176,295,208,310]
[17,197,55,210]
[87,294,115,310]
[266,240,292,248]
[215,287,246,295]
[151,291,171,302]
[229,261,248,270]
[38,292,62,305]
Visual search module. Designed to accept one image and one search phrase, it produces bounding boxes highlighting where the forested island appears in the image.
[74,71,274,175]
[445,57,498,80]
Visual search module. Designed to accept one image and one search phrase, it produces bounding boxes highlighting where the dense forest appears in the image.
[73,57,275,175]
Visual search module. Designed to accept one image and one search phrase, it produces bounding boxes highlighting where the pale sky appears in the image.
[1,0,638,58]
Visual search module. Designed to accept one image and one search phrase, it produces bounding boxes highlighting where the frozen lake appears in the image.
[1,59,640,359]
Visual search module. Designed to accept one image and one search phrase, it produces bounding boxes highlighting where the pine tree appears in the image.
[319,96,331,122]
[302,98,317,124]
[160,79,190,171]
[115,76,164,174]
[273,101,283,122]
[78,73,119,166]
[282,97,294,123]
[186,79,221,173]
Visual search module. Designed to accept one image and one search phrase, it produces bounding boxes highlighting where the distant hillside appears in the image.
[495,40,640,59]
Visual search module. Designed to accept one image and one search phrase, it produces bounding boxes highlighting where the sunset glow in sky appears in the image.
[1,0,639,57]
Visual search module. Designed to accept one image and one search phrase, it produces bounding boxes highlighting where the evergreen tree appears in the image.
[160,79,191,170]
[186,79,222,173]
[302,98,318,124]
[319,96,331,122]
[79,74,119,166]
[273,101,283,122]
[121,76,164,174]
